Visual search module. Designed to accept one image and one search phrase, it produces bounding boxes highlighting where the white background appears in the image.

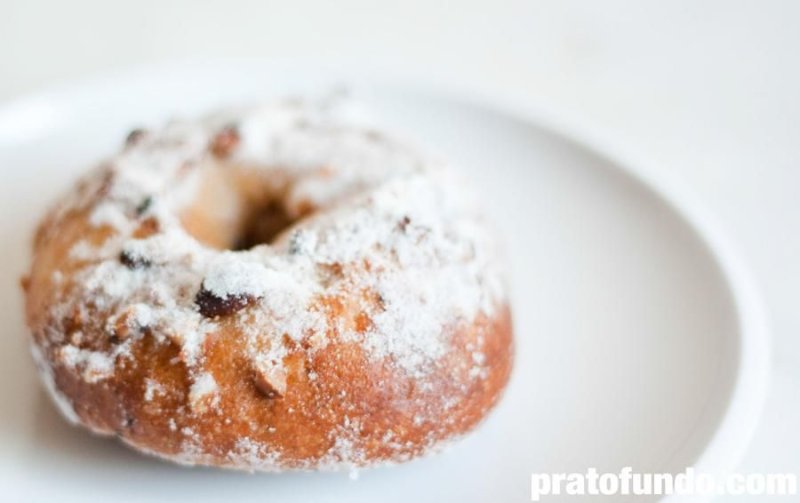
[2,0,798,497]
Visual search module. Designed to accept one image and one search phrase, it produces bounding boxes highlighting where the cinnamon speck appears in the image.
[133,217,160,239]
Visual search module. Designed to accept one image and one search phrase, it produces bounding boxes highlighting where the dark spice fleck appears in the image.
[397,215,411,232]
[253,366,287,399]
[119,250,151,269]
[135,196,153,216]
[287,230,308,255]
[195,286,257,318]
[288,237,301,255]
[210,125,240,158]
[125,128,147,146]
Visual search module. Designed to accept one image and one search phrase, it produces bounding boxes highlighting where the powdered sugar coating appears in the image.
[30,94,509,470]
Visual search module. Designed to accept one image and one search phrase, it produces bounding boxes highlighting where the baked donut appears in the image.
[22,96,513,472]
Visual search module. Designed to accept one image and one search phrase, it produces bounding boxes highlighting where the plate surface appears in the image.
[0,62,768,502]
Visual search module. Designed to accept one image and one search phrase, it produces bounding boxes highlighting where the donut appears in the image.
[21,96,513,472]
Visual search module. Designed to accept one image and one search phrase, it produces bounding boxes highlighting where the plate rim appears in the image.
[0,57,771,487]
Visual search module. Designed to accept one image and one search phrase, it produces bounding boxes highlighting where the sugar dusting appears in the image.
[31,94,507,471]
[57,345,116,383]
[188,371,219,412]
[31,345,80,424]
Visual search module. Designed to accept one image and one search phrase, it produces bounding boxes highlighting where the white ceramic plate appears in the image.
[0,62,769,502]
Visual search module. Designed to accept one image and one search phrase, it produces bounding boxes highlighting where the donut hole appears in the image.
[232,201,294,250]
[180,165,306,251]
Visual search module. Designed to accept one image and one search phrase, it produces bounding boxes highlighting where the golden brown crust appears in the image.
[23,100,514,471]
[25,214,512,468]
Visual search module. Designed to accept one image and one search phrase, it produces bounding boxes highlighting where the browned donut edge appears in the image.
[22,204,514,471]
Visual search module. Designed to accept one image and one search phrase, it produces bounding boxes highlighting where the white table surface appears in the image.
[2,0,798,498]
